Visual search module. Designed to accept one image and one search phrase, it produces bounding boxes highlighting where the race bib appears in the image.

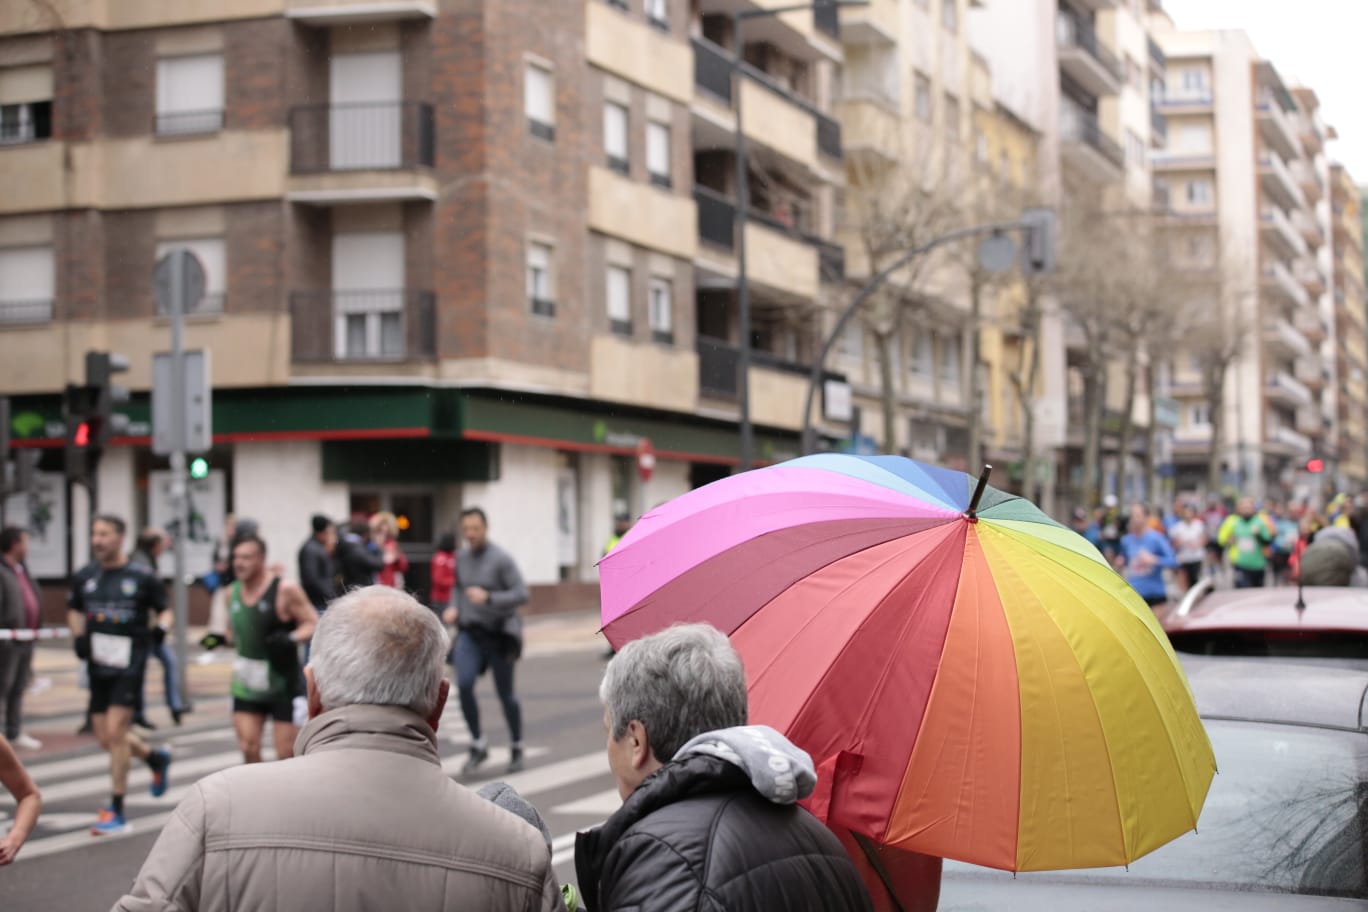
[1237,535,1257,556]
[91,632,132,670]
[233,656,271,693]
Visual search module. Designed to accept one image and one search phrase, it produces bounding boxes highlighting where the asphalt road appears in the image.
[1,646,617,911]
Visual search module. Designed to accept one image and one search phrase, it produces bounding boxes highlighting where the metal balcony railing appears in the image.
[816,112,842,160]
[695,185,737,250]
[1056,11,1123,83]
[692,38,733,104]
[290,289,436,362]
[0,298,54,325]
[1060,101,1124,169]
[814,1,840,38]
[289,102,434,173]
[154,109,224,136]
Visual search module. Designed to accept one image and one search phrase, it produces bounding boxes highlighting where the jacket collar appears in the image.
[295,703,441,765]
[575,753,747,910]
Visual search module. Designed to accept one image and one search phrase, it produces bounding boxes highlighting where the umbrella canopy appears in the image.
[600,454,1216,872]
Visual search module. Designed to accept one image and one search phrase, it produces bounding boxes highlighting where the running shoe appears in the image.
[149,747,172,798]
[91,808,131,836]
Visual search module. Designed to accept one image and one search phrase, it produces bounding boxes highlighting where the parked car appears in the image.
[1160,582,1368,658]
[937,651,1368,910]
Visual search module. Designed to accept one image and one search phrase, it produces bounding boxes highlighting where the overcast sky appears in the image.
[1164,0,1367,183]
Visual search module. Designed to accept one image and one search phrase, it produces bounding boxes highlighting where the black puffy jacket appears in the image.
[574,754,873,912]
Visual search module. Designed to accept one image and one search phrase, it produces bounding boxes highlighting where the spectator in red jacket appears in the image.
[430,532,457,617]
[370,512,410,590]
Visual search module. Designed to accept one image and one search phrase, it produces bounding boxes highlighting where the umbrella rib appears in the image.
[984,525,1206,855]
[771,526,968,841]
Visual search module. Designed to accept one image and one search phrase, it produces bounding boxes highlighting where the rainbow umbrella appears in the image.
[600,454,1216,872]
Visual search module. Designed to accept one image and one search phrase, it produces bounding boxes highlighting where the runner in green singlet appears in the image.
[221,534,317,763]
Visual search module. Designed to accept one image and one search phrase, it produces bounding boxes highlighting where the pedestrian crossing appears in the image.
[2,701,618,876]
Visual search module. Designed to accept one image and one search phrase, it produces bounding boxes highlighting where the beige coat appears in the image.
[112,704,561,912]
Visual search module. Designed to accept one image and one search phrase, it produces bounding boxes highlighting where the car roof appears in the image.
[1179,653,1368,731]
[1163,585,1368,634]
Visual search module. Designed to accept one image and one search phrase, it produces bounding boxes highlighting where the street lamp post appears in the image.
[733,0,866,471]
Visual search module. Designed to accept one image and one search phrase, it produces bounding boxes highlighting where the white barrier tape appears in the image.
[0,628,73,641]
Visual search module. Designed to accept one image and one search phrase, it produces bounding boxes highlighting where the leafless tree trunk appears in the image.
[1115,347,1139,504]
[1143,357,1161,504]
[1007,285,1044,502]
[966,269,986,471]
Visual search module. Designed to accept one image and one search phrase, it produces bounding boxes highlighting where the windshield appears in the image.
[944,719,1368,898]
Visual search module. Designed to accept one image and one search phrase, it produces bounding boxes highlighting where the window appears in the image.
[606,0,628,8]
[1125,129,1145,167]
[914,72,932,122]
[525,62,555,141]
[649,277,673,344]
[911,331,933,377]
[941,0,957,33]
[607,264,632,335]
[527,242,554,316]
[604,101,628,174]
[0,245,54,324]
[1180,67,1208,95]
[1186,179,1212,205]
[647,120,671,188]
[156,54,224,135]
[0,101,50,145]
[939,332,961,385]
[155,238,226,314]
[838,320,865,361]
[943,93,960,140]
[645,0,668,29]
[1188,404,1210,427]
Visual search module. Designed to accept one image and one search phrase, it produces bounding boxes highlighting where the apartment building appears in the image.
[830,0,993,471]
[1331,164,1367,485]
[1153,26,1333,499]
[0,0,848,594]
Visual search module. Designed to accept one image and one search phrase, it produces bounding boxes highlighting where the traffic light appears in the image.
[1307,458,1325,474]
[63,351,129,497]
[189,457,209,479]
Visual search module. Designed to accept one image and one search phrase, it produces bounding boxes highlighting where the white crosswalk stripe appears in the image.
[9,718,615,864]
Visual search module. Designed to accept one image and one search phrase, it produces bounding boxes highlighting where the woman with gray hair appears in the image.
[574,623,872,912]
[113,586,562,912]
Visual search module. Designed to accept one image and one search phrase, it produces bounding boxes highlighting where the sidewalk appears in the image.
[12,612,606,760]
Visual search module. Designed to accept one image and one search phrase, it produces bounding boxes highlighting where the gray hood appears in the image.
[673,724,816,805]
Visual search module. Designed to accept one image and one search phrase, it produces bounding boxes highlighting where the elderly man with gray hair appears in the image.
[573,623,872,912]
[113,586,562,912]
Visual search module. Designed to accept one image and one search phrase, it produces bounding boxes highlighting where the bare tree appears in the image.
[842,142,968,452]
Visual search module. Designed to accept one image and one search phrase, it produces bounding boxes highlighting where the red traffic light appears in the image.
[73,421,91,447]
[1307,458,1324,474]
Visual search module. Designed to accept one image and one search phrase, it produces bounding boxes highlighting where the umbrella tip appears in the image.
[966,464,994,519]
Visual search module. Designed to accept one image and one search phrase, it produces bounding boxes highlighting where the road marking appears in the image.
[552,787,621,817]
[19,810,178,861]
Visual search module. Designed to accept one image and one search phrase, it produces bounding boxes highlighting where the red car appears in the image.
[1160,581,1368,658]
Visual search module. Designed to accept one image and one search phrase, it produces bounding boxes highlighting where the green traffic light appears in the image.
[190,457,209,479]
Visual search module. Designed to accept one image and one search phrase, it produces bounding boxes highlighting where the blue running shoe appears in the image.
[149,747,172,798]
[91,808,131,836]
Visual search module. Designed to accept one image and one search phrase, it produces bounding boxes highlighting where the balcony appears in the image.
[1060,101,1124,182]
[838,96,901,169]
[1297,259,1326,296]
[1150,106,1167,148]
[1293,160,1324,201]
[1296,408,1325,438]
[1257,150,1305,211]
[1263,317,1312,360]
[1256,92,1300,160]
[1294,310,1327,345]
[816,112,842,161]
[1295,355,1328,392]
[1155,92,1213,115]
[692,185,822,299]
[590,166,697,259]
[1267,425,1313,456]
[1292,210,1324,249]
[284,0,436,24]
[696,335,835,431]
[590,335,699,413]
[287,102,436,204]
[1151,149,1215,172]
[840,0,898,45]
[692,37,733,105]
[290,290,436,363]
[1265,370,1313,409]
[1262,260,1308,309]
[1056,11,1123,97]
[588,1,692,104]
[1260,205,1308,260]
